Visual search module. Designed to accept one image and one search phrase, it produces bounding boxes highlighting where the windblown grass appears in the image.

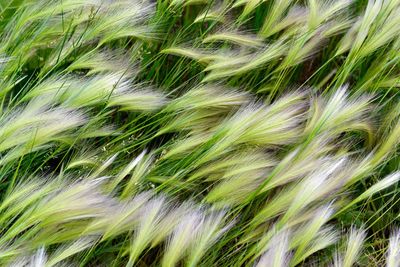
[0,0,399,266]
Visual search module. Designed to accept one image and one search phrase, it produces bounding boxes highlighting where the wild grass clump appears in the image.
[0,0,399,266]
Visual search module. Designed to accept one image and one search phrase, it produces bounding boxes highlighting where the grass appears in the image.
[0,0,399,266]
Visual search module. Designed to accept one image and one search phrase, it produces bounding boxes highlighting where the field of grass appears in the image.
[0,0,399,266]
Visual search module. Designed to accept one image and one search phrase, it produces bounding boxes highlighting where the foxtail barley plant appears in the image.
[0,0,399,266]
